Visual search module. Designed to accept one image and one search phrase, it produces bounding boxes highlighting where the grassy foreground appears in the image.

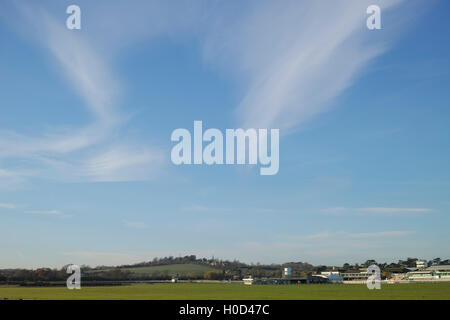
[1,283,450,300]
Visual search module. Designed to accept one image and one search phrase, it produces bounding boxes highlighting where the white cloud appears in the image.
[357,207,432,214]
[0,169,30,190]
[124,221,148,229]
[303,230,415,240]
[0,202,17,209]
[83,145,164,182]
[0,201,67,216]
[181,205,212,213]
[322,207,433,215]
[202,0,406,131]
[25,210,62,215]
[347,230,415,238]
[181,204,287,216]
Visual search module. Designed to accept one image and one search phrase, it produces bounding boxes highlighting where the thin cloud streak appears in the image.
[0,202,17,209]
[25,210,62,215]
[124,221,148,229]
[322,207,433,215]
[303,230,415,240]
[358,207,432,214]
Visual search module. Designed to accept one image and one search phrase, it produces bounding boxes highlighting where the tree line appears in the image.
[1,256,448,283]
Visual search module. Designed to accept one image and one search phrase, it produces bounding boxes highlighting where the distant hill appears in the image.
[88,263,220,278]
[122,264,220,277]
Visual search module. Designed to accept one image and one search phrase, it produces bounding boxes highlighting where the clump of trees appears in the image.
[203,271,224,280]
[0,267,67,283]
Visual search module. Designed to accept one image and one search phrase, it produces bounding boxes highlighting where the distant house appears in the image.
[416,260,427,269]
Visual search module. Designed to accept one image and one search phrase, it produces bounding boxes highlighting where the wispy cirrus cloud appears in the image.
[0,202,17,209]
[303,230,415,240]
[202,0,408,131]
[0,3,164,184]
[322,207,433,215]
[124,221,148,229]
[0,169,30,190]
[0,5,120,155]
[181,205,213,213]
[25,209,62,215]
[0,201,65,215]
[358,207,432,214]
[83,145,164,182]
[181,204,287,215]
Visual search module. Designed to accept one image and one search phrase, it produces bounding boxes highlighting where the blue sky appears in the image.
[0,0,449,268]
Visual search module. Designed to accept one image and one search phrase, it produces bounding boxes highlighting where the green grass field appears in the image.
[1,282,450,300]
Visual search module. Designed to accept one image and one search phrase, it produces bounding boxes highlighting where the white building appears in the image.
[407,265,450,281]
[320,271,341,276]
[416,260,427,269]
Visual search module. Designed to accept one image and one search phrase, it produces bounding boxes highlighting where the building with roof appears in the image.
[243,268,331,285]
[341,272,370,281]
[406,265,450,281]
[416,260,427,269]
